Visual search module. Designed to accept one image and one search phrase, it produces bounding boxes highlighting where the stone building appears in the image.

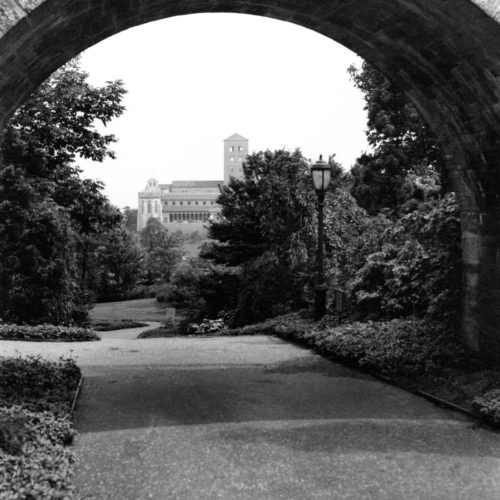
[137,134,248,234]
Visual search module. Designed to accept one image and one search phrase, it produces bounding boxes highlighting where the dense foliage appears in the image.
[473,390,500,425]
[348,193,461,324]
[348,61,444,215]
[203,149,331,324]
[0,59,126,324]
[0,324,100,342]
[88,221,141,302]
[139,218,184,286]
[161,258,241,324]
[91,319,148,331]
[0,356,81,498]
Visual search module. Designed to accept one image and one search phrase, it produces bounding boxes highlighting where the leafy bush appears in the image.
[91,319,148,331]
[0,324,100,342]
[188,318,225,335]
[162,259,242,323]
[348,194,461,324]
[0,405,76,498]
[0,356,81,498]
[472,390,500,425]
[0,356,81,414]
[228,315,468,377]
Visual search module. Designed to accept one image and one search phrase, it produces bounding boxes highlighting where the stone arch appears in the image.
[1,1,500,357]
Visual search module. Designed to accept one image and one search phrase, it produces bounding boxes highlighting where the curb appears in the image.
[70,375,84,419]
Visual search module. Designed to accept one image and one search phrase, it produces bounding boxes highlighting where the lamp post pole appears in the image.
[315,188,327,320]
[310,155,331,321]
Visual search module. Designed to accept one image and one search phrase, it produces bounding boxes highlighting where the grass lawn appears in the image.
[90,298,170,322]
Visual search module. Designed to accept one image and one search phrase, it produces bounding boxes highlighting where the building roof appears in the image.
[224,133,248,142]
[171,180,223,188]
[159,184,171,190]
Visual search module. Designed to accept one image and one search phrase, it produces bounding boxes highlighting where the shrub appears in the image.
[0,356,81,414]
[0,324,100,342]
[91,319,148,331]
[0,405,76,498]
[163,259,242,323]
[188,318,226,335]
[472,390,500,425]
[0,356,81,498]
[232,315,468,377]
[348,194,461,324]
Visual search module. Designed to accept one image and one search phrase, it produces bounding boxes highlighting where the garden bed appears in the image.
[0,324,100,342]
[91,319,148,331]
[0,355,82,498]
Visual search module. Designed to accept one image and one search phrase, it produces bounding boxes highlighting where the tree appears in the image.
[139,218,184,285]
[0,59,126,324]
[207,149,318,266]
[348,61,444,215]
[204,149,344,324]
[91,221,141,302]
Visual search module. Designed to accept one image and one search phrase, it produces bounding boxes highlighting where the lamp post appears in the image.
[310,155,332,321]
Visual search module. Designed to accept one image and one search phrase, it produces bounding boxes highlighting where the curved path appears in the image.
[3,332,500,498]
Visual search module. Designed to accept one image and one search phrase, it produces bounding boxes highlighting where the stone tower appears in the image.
[224,133,248,184]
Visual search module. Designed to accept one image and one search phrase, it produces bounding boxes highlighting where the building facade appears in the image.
[137,134,248,234]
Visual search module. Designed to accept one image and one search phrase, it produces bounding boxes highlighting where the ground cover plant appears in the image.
[91,319,148,331]
[226,314,500,426]
[0,324,100,342]
[0,355,81,498]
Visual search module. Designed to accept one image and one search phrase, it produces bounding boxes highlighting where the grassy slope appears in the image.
[90,298,169,322]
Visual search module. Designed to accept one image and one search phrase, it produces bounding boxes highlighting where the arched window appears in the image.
[147,201,151,214]
[170,214,173,222]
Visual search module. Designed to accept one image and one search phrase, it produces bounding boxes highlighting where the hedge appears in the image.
[0,356,81,498]
[0,324,100,342]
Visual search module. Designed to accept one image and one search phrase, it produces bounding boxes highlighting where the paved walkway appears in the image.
[3,331,500,499]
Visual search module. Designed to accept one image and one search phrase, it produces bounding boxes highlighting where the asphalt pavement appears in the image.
[3,330,500,499]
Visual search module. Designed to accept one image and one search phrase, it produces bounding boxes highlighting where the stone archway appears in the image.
[1,0,500,359]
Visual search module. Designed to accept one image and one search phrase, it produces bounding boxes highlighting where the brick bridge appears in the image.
[1,0,500,359]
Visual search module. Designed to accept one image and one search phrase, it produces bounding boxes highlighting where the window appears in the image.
[230,156,234,162]
[195,201,199,205]
[142,201,145,212]
[187,201,191,205]
[154,200,158,213]
[172,201,176,205]
[238,146,243,151]
[211,201,214,205]
[170,214,173,222]
[238,157,242,162]
[229,146,234,152]
[180,201,183,205]
[147,201,151,214]
[203,201,206,205]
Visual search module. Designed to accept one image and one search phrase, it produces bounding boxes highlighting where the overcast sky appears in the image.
[78,13,368,209]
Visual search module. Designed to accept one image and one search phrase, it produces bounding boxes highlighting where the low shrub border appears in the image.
[226,314,500,428]
[91,319,149,331]
[0,355,82,498]
[0,324,100,342]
